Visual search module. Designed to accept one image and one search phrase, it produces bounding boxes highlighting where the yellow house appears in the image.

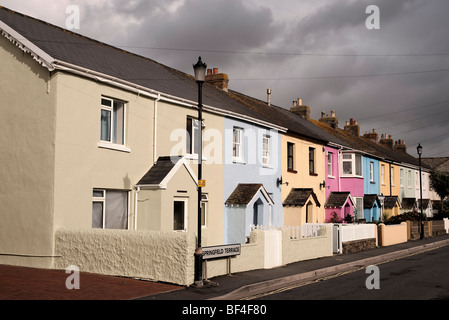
[281,133,326,226]
[380,161,400,198]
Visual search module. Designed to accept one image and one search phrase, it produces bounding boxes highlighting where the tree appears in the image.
[429,170,449,212]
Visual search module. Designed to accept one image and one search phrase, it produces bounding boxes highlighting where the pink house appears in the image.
[324,146,363,222]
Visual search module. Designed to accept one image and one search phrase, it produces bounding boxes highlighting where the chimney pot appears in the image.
[213,68,218,75]
[293,101,297,107]
[298,98,303,106]
[207,69,212,75]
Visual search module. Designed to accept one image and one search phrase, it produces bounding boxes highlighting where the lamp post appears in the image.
[417,143,424,240]
[193,56,207,287]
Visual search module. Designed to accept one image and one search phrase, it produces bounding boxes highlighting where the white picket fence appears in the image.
[285,224,327,240]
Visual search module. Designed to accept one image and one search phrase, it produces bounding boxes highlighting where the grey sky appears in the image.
[2,0,448,157]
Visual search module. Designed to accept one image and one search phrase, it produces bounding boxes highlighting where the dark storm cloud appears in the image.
[2,0,448,155]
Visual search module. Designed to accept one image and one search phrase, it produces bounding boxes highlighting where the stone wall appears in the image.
[342,238,377,254]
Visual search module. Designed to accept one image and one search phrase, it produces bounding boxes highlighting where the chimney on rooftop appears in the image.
[394,139,407,153]
[206,68,229,92]
[290,98,310,119]
[380,134,394,149]
[319,110,339,129]
[267,89,271,106]
[344,118,360,136]
[363,129,379,143]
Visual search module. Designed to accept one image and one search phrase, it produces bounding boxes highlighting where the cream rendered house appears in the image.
[0,7,232,268]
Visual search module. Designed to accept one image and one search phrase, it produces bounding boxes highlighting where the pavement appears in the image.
[2,234,449,300]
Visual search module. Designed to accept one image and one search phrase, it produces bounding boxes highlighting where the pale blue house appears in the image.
[363,156,381,221]
[223,117,283,244]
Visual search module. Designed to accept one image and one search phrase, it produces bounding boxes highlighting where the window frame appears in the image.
[341,153,363,178]
[262,134,271,166]
[233,127,243,162]
[287,142,295,172]
[309,147,316,175]
[92,189,129,230]
[100,97,126,146]
[327,151,333,177]
[370,161,374,182]
[173,198,188,232]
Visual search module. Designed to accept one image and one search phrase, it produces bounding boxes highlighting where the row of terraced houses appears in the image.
[0,7,445,284]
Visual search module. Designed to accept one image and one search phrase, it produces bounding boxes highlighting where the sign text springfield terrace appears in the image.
[202,244,241,260]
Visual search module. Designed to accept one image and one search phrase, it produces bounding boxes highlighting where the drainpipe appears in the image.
[389,163,392,196]
[134,186,140,230]
[153,94,161,164]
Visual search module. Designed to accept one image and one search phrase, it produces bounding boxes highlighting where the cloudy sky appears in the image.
[2,0,449,157]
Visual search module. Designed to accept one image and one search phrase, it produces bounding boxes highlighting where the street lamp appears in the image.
[417,143,424,240]
[193,56,207,287]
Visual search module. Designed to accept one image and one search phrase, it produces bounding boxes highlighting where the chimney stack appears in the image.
[363,129,379,143]
[290,98,310,119]
[344,118,360,136]
[394,139,407,153]
[380,134,394,149]
[206,68,229,92]
[319,110,339,129]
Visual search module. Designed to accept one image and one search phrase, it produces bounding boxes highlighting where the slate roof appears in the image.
[283,188,321,207]
[309,118,430,170]
[363,194,380,208]
[383,196,400,209]
[324,192,352,208]
[0,7,283,127]
[422,157,449,173]
[401,198,417,210]
[137,156,183,185]
[225,184,273,206]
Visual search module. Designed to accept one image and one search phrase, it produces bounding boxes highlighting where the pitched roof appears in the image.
[324,192,353,208]
[401,198,416,210]
[383,196,400,209]
[283,188,321,207]
[363,194,380,208]
[225,184,273,206]
[136,156,196,188]
[309,118,430,170]
[422,157,449,173]
[0,6,285,130]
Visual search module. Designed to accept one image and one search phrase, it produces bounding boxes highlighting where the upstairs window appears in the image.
[233,127,243,161]
[287,142,295,171]
[309,147,316,174]
[342,153,362,177]
[262,134,271,166]
[327,151,333,177]
[101,97,125,145]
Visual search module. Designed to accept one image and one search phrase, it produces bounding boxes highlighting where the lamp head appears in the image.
[193,56,207,83]
[417,143,423,156]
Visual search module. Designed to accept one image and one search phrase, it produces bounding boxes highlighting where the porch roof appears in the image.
[225,184,274,206]
[282,188,321,207]
[324,192,353,208]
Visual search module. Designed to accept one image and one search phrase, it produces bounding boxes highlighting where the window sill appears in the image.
[287,169,297,174]
[98,142,131,153]
[309,172,318,176]
[327,175,335,179]
[185,154,208,161]
[233,159,246,165]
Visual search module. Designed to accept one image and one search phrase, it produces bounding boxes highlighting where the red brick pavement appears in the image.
[0,264,183,300]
